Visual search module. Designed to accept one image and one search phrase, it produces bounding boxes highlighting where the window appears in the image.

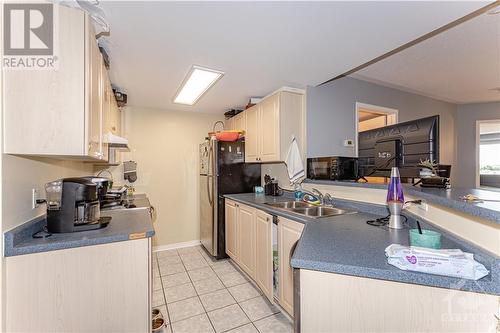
[478,120,500,188]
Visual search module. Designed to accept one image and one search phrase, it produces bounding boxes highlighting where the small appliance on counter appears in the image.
[45,178,111,233]
[307,156,358,181]
[81,176,112,201]
[264,174,284,196]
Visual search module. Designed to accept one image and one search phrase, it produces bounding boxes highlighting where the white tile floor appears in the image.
[152,245,293,333]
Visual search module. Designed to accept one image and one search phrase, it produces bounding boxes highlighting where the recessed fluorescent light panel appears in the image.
[173,65,224,105]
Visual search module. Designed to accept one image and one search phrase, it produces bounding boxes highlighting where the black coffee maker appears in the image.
[45,178,111,233]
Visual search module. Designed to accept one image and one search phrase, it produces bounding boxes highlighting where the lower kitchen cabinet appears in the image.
[300,269,499,332]
[5,238,152,332]
[238,204,257,279]
[278,217,304,317]
[255,209,274,302]
[224,199,305,315]
[225,199,239,262]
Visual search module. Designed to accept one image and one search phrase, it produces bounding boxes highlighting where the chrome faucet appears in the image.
[312,188,324,205]
[324,193,334,206]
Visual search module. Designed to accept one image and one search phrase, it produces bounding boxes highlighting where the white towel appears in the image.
[285,136,305,183]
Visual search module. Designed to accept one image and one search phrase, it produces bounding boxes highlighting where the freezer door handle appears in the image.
[207,143,214,206]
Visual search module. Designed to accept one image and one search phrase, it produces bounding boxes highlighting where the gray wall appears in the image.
[307,77,457,171]
[455,102,500,188]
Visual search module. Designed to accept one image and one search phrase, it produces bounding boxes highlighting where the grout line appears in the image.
[172,244,216,332]
[221,271,253,330]
[157,246,290,332]
[236,294,266,305]
[176,246,218,333]
[157,251,173,326]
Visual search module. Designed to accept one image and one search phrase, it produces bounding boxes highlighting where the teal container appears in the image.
[409,229,442,249]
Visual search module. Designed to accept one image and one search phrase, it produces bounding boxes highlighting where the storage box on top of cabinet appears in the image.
[3,5,110,161]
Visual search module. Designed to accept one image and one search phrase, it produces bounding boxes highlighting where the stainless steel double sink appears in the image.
[265,201,355,219]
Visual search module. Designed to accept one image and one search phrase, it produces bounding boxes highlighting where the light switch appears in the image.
[343,139,354,147]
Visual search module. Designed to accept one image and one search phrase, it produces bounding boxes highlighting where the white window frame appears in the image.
[475,119,500,188]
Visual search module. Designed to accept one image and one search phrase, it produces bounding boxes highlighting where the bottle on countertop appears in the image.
[294,183,303,201]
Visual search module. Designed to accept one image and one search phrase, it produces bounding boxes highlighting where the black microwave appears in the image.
[307,156,358,181]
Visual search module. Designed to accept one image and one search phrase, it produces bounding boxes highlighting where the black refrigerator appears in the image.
[199,138,261,259]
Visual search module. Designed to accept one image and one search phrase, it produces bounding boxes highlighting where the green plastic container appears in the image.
[409,229,442,249]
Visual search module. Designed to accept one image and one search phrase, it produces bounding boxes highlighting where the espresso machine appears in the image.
[45,178,111,233]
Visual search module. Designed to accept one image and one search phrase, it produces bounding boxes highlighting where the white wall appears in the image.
[455,102,500,188]
[1,156,93,232]
[107,106,222,248]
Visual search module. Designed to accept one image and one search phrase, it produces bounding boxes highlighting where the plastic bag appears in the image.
[385,244,489,280]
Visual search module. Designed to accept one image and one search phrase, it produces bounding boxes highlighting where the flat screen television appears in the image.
[358,115,439,179]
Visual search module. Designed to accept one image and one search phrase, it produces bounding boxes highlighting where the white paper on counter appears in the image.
[385,244,489,280]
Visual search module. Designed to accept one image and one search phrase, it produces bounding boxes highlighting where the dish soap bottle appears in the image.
[294,183,303,201]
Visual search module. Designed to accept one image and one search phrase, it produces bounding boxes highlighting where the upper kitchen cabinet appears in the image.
[224,112,246,133]
[3,5,110,160]
[225,117,235,131]
[244,89,305,163]
[233,112,247,133]
[244,105,260,161]
[101,63,122,137]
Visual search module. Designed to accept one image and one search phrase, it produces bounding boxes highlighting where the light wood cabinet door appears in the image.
[244,105,260,162]
[88,29,103,159]
[238,204,257,279]
[101,65,111,135]
[234,112,247,133]
[260,93,280,162]
[278,217,304,317]
[225,200,238,262]
[6,238,151,332]
[3,5,86,155]
[225,117,234,131]
[255,210,274,303]
[109,94,120,135]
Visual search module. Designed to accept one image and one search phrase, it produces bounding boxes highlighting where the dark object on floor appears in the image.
[152,317,165,332]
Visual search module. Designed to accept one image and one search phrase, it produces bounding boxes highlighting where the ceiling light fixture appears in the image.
[173,65,224,105]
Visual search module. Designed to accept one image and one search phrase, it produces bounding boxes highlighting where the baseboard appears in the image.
[152,240,201,252]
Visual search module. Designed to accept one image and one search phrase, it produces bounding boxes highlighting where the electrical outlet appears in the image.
[32,188,39,209]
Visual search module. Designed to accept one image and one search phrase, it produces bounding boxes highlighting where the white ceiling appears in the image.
[99,1,489,114]
[352,9,500,104]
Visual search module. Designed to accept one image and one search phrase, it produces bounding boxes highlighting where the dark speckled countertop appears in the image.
[305,179,500,224]
[4,196,154,257]
[224,193,499,295]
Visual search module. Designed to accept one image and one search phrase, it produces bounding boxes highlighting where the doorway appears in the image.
[356,102,399,133]
[355,103,398,183]
[476,120,500,189]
